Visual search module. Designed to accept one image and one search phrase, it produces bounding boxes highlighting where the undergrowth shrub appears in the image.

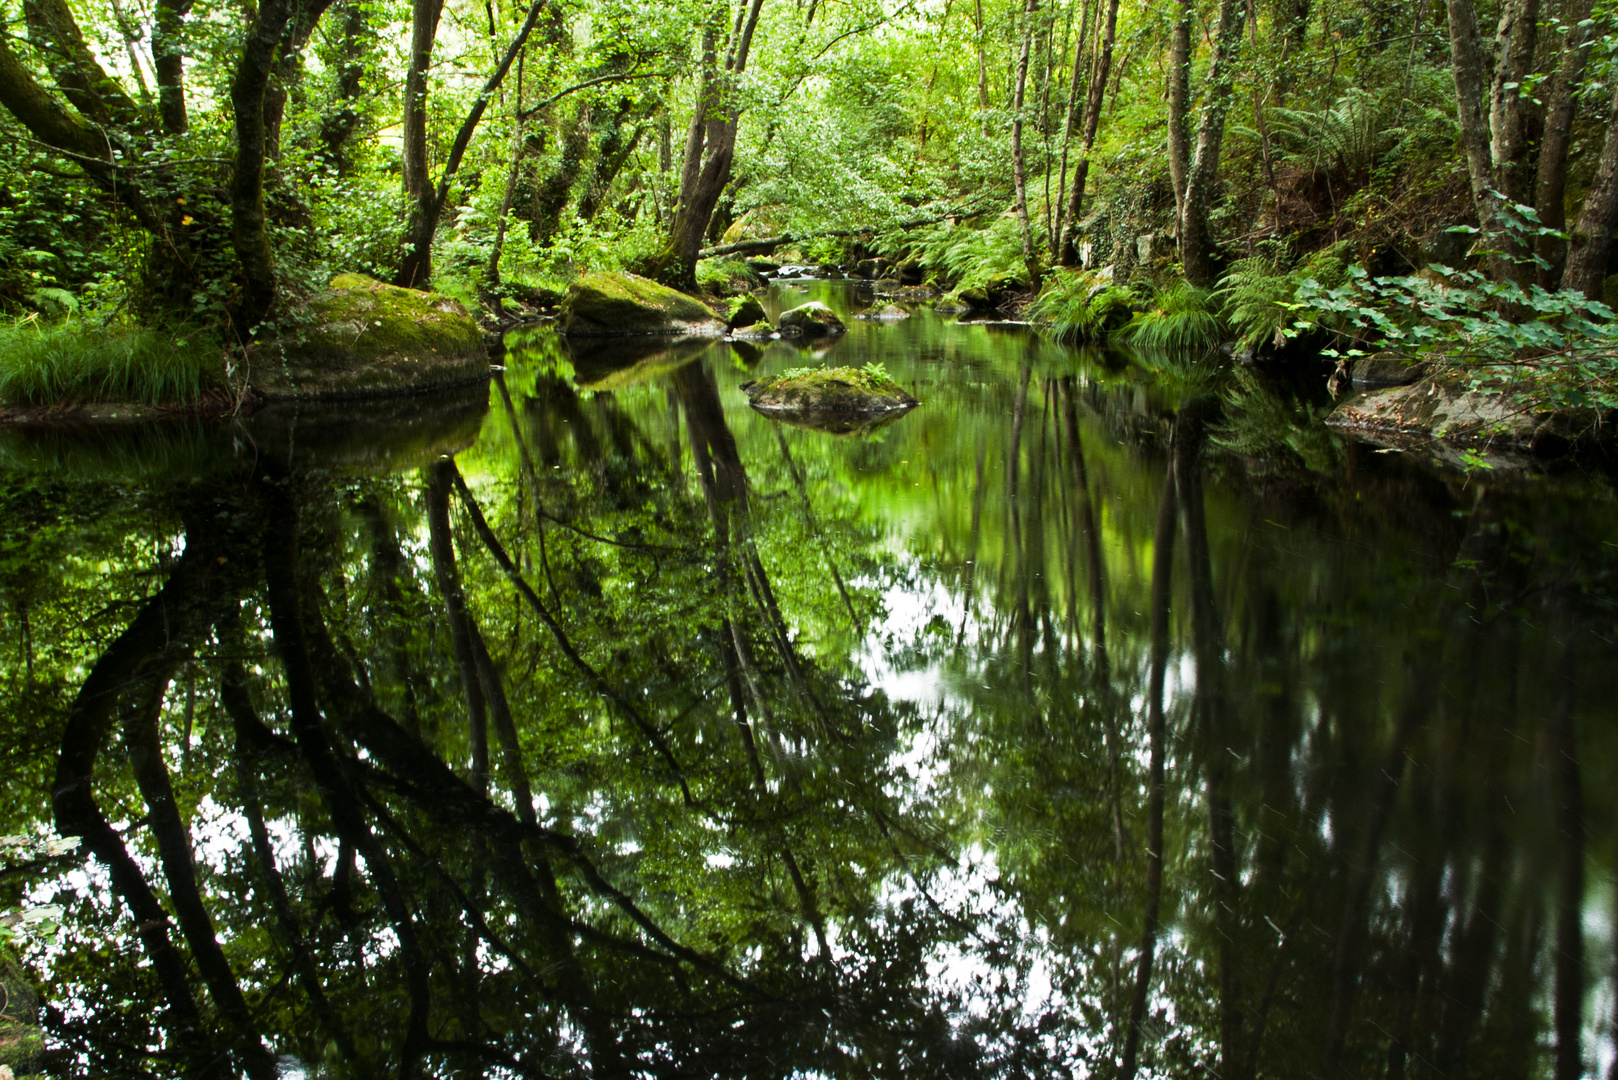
[1029,268,1140,342]
[0,321,222,406]
[1117,279,1223,350]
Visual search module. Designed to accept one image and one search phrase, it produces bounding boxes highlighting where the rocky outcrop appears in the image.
[558,271,726,337]
[778,302,846,337]
[250,273,488,401]
[1328,371,1600,449]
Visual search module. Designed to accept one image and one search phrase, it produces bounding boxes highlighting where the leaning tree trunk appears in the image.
[1058,0,1120,265]
[1178,0,1246,286]
[1010,0,1042,289]
[230,0,297,332]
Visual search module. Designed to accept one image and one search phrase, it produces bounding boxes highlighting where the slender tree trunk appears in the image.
[1059,0,1120,265]
[974,0,991,136]
[1011,0,1042,288]
[1561,77,1618,298]
[1487,0,1537,206]
[1535,0,1596,285]
[396,0,546,287]
[229,0,296,332]
[1446,0,1501,259]
[484,118,527,296]
[1051,0,1093,264]
[318,0,368,173]
[1167,0,1192,229]
[152,0,192,132]
[402,0,445,202]
[1178,0,1246,285]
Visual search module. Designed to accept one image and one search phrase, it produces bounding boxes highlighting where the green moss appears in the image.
[742,363,918,415]
[251,274,487,401]
[559,272,725,337]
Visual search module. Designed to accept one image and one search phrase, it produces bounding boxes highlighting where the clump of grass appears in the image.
[0,321,223,407]
[1115,279,1223,350]
[1028,268,1141,342]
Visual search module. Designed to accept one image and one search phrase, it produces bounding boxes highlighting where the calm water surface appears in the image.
[1,281,1615,1078]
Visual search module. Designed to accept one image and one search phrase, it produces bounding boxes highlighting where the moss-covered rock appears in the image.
[741,365,918,418]
[251,274,488,401]
[726,294,767,329]
[560,272,725,337]
[951,287,998,311]
[857,303,910,321]
[777,302,846,337]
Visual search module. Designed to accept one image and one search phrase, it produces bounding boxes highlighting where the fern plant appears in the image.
[1028,268,1140,342]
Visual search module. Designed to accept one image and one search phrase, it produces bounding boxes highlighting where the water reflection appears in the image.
[0,285,1615,1079]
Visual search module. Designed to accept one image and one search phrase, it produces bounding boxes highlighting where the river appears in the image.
[0,279,1614,1078]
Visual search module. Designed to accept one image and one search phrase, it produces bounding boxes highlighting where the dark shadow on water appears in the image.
[0,382,489,480]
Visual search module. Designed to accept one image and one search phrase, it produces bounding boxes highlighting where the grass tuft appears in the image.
[1116,279,1223,350]
[0,322,223,407]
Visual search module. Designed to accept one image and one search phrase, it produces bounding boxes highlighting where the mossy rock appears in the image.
[251,274,488,401]
[777,302,846,337]
[952,287,998,311]
[560,272,725,337]
[857,303,910,321]
[726,294,767,329]
[741,365,918,419]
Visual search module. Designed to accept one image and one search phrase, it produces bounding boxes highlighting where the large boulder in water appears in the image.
[559,271,726,337]
[741,365,917,420]
[778,302,846,337]
[250,273,487,401]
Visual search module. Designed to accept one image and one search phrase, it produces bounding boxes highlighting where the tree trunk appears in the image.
[229,0,296,331]
[23,0,143,128]
[1166,0,1192,228]
[1446,0,1500,246]
[1010,0,1042,288]
[317,0,368,172]
[658,0,764,291]
[1532,0,1594,285]
[396,0,546,288]
[1487,0,1537,206]
[1178,0,1246,286]
[153,0,193,132]
[402,0,446,202]
[1560,77,1618,298]
[1059,0,1120,265]
[1051,0,1093,264]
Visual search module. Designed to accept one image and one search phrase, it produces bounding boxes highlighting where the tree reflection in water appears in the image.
[2,341,1616,1079]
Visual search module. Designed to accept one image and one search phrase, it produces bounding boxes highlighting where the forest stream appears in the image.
[0,280,1615,1078]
